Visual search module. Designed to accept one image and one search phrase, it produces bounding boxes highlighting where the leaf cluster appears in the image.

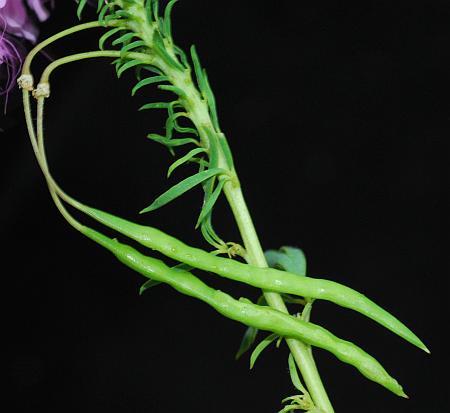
[78,0,233,249]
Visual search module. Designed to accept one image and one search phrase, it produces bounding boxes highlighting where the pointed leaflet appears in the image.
[167,148,207,177]
[132,76,169,96]
[147,134,199,147]
[117,60,144,77]
[174,45,189,69]
[76,0,88,19]
[235,296,267,359]
[288,353,307,393]
[145,0,153,23]
[235,326,259,360]
[200,214,224,249]
[152,0,160,21]
[140,168,227,214]
[167,112,198,136]
[98,3,112,24]
[139,279,162,295]
[250,334,278,369]
[114,10,132,19]
[163,0,178,39]
[190,45,207,95]
[265,246,307,276]
[139,102,171,111]
[196,178,227,228]
[158,85,187,98]
[99,27,124,50]
[202,69,220,131]
[153,31,184,71]
[218,133,234,169]
[136,65,164,79]
[120,40,147,55]
[112,32,139,46]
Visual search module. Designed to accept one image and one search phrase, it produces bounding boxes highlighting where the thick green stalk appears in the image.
[223,181,335,413]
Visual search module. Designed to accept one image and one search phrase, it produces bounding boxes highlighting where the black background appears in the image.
[1,1,448,412]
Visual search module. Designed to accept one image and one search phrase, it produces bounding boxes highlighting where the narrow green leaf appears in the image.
[257,295,267,306]
[136,65,163,80]
[167,111,197,136]
[97,0,104,13]
[198,163,226,248]
[265,247,307,276]
[132,76,169,96]
[171,113,198,135]
[163,0,178,39]
[235,326,259,360]
[145,0,153,23]
[152,0,160,21]
[112,32,138,46]
[167,148,206,177]
[218,133,234,169]
[153,31,184,71]
[76,0,88,20]
[114,10,132,19]
[288,353,307,393]
[165,114,175,140]
[147,134,198,147]
[250,334,278,369]
[171,262,194,272]
[98,4,111,24]
[174,45,189,69]
[158,84,186,98]
[99,27,123,50]
[139,279,162,295]
[200,216,225,249]
[281,294,307,305]
[104,12,120,25]
[196,178,226,228]
[139,102,171,111]
[202,69,220,131]
[190,45,206,93]
[117,59,143,77]
[120,40,147,55]
[140,168,226,214]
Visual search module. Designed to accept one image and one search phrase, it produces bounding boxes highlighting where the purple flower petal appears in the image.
[0,0,39,42]
[0,28,23,112]
[26,0,50,22]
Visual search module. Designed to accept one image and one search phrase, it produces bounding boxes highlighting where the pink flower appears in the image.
[0,0,53,111]
[0,30,23,109]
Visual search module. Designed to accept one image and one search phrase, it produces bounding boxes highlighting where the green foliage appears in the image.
[265,246,307,277]
[288,353,308,394]
[140,168,227,214]
[235,326,259,360]
[86,0,231,246]
[250,333,279,369]
[20,2,428,412]
[132,75,169,95]
[76,0,88,20]
[139,278,162,295]
[167,148,207,177]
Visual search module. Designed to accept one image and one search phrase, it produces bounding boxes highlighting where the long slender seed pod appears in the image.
[80,225,406,398]
[73,204,428,353]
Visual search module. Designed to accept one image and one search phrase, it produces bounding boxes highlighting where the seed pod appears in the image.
[81,225,406,397]
[79,205,428,353]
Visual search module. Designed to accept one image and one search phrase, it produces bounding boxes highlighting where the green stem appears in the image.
[38,50,153,84]
[22,21,114,75]
[223,181,335,413]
